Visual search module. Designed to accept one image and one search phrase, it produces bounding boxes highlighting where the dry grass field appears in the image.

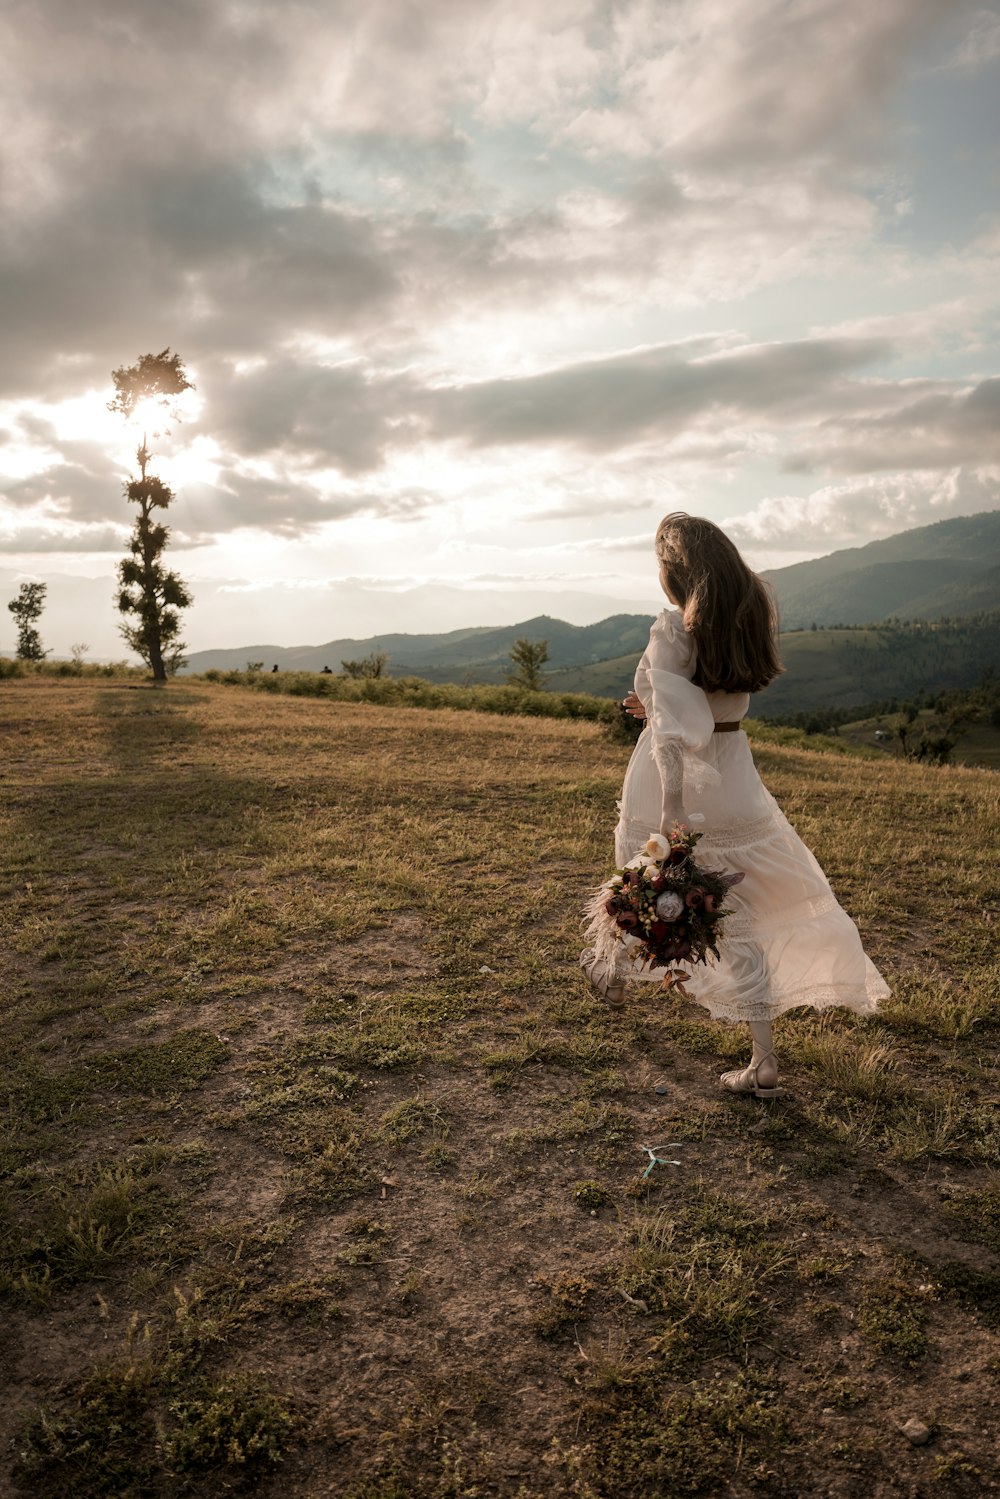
[2,677,1000,1498]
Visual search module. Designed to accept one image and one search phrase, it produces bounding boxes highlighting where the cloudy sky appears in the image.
[2,0,999,656]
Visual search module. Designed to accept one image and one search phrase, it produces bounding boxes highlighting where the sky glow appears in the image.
[1,0,999,656]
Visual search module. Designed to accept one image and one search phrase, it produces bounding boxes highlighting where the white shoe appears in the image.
[580,948,626,1008]
[720,1049,783,1099]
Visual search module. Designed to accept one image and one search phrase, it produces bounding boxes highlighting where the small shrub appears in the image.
[531,1273,596,1338]
[164,1374,298,1474]
[14,1365,158,1498]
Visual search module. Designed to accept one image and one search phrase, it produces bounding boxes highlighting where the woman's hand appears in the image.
[659,796,689,836]
[622,691,647,721]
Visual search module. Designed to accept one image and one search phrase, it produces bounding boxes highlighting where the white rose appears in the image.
[643,833,670,860]
[655,891,684,921]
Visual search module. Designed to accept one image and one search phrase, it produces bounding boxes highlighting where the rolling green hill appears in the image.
[762,510,1000,628]
[548,612,1000,721]
[756,614,1000,717]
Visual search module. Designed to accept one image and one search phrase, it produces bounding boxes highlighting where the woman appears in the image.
[581,513,889,1097]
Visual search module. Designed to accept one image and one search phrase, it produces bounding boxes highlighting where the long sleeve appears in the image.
[642,609,721,808]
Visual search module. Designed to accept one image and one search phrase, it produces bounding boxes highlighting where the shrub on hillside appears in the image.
[192,666,623,727]
[189,667,885,760]
[0,658,140,681]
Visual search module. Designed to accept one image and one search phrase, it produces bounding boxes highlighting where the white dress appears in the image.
[613,607,890,1023]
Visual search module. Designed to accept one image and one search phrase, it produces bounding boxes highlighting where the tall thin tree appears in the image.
[7,582,48,660]
[108,349,194,681]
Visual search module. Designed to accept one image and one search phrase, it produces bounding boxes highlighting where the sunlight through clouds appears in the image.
[0,0,997,653]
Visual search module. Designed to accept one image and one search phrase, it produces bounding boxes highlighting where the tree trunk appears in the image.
[149,636,166,682]
[139,482,166,682]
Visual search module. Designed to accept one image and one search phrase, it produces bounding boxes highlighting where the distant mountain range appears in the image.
[183,613,656,682]
[182,511,1000,711]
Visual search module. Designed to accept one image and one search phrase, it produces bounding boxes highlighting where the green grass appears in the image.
[2,676,1000,1496]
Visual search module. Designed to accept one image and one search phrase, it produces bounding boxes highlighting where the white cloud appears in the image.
[723,468,1000,551]
[788,378,1000,472]
[941,7,1000,71]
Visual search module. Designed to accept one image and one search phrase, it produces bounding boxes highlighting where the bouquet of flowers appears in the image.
[584,825,745,993]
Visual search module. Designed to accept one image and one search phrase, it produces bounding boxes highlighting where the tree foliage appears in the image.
[108,348,192,423]
[506,637,549,690]
[111,351,194,681]
[341,652,389,680]
[8,582,48,660]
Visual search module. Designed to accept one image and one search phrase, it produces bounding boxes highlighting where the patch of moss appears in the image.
[577,1368,790,1497]
[573,1179,613,1212]
[13,1365,158,1499]
[531,1272,596,1339]
[421,1143,456,1173]
[243,1276,344,1326]
[941,1188,1000,1255]
[857,1279,928,1363]
[15,1029,229,1123]
[615,1192,788,1370]
[1,1152,182,1298]
[933,1448,983,1483]
[933,1262,1000,1330]
[800,1373,868,1411]
[379,1095,449,1143]
[14,1360,298,1497]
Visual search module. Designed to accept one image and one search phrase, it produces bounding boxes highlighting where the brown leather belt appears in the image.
[713,720,743,733]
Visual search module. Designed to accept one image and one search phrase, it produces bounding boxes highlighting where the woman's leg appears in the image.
[747,1017,778,1088]
[720,1003,781,1095]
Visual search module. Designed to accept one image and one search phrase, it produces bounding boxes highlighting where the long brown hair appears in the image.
[654,513,784,694]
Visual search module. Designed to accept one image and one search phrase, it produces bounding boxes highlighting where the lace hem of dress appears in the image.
[690,978,887,1025]
[626,970,888,1022]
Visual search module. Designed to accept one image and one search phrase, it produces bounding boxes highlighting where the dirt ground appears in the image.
[2,678,1000,1497]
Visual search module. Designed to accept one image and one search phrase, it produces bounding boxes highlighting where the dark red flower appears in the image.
[685,887,705,908]
[616,911,639,930]
[649,920,668,941]
[605,898,618,915]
